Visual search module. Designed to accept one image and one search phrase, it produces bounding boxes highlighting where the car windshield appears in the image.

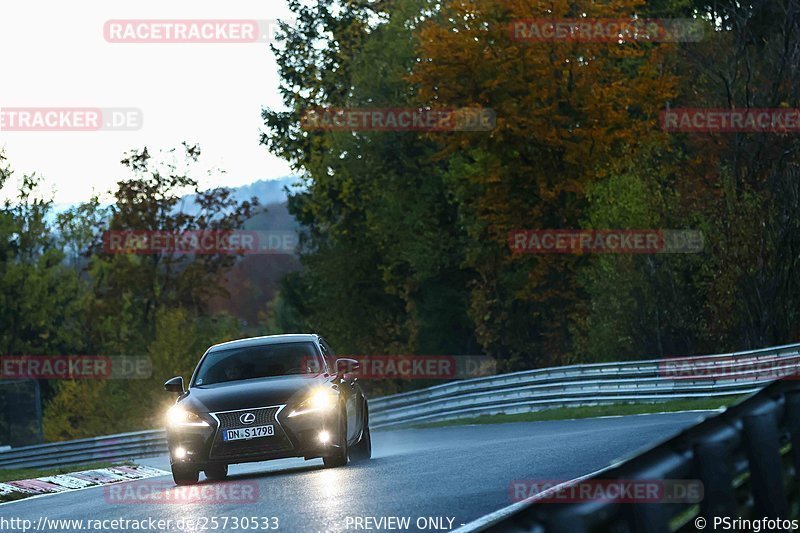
[193,342,322,386]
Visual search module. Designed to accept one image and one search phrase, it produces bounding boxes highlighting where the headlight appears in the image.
[166,405,209,427]
[288,388,337,417]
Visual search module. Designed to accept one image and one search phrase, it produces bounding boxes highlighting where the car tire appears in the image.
[172,464,199,486]
[323,406,348,468]
[349,406,371,462]
[204,464,228,481]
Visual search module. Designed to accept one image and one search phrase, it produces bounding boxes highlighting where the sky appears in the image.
[0,0,295,205]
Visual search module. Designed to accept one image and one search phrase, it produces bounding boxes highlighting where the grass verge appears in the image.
[407,396,744,429]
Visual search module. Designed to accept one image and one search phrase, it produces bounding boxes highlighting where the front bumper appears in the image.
[166,404,340,467]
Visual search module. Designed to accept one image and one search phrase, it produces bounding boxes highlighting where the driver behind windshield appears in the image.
[194,341,320,386]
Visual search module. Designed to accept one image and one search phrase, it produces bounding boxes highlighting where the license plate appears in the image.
[223,425,274,441]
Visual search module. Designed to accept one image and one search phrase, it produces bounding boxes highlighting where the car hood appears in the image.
[179,374,333,413]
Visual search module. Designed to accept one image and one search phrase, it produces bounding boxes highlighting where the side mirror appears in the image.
[335,358,359,378]
[164,376,184,393]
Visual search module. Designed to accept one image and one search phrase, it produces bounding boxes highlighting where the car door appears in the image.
[320,337,361,442]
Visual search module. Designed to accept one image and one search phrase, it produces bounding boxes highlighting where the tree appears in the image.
[409,0,680,365]
[42,144,261,440]
[263,0,478,357]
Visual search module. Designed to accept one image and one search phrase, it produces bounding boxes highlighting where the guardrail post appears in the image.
[742,402,788,518]
[785,390,800,483]
[629,502,671,533]
[695,433,737,518]
[538,508,590,533]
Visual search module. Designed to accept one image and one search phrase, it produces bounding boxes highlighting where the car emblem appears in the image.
[240,412,256,425]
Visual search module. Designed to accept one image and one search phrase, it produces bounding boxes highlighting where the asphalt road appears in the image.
[2,412,712,533]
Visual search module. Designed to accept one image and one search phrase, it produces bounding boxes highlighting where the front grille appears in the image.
[209,406,294,460]
[217,407,280,429]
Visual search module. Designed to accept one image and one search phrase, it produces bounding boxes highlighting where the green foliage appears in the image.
[263,0,800,373]
[263,0,476,357]
[0,172,85,356]
[5,0,800,442]
[0,146,264,441]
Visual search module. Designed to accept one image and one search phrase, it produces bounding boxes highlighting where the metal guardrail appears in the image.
[368,342,800,428]
[370,344,800,411]
[486,377,800,532]
[0,430,167,469]
[1,342,799,469]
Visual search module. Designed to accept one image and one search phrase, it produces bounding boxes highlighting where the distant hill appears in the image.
[231,176,303,206]
[207,200,303,328]
[203,178,305,328]
[174,176,303,215]
[49,176,304,218]
[50,177,306,329]
[194,178,305,327]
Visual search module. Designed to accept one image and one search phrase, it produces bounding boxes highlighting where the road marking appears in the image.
[451,467,610,533]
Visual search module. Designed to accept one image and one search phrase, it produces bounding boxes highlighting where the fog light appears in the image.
[318,430,330,444]
[174,446,187,459]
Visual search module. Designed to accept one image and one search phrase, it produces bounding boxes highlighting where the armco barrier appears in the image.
[368,342,800,428]
[0,430,167,469]
[1,342,799,469]
[481,377,800,532]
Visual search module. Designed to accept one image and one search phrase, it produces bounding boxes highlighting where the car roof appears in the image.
[207,333,321,352]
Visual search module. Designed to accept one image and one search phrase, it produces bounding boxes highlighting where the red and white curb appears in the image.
[0,464,168,504]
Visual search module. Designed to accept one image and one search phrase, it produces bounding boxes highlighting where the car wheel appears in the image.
[172,464,199,486]
[323,405,348,468]
[349,406,371,462]
[204,464,228,481]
